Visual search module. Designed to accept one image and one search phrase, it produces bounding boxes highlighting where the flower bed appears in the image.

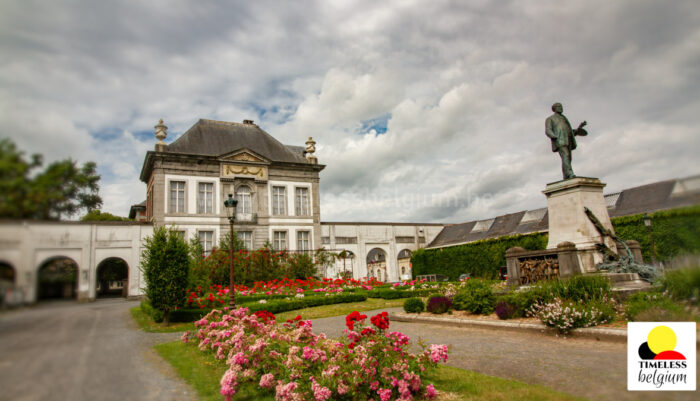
[183,307,449,400]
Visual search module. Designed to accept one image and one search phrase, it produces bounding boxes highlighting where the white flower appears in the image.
[258,299,267,304]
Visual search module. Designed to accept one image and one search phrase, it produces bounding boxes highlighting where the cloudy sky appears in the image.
[1,0,699,223]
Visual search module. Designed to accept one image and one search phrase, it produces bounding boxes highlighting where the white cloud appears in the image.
[0,0,698,222]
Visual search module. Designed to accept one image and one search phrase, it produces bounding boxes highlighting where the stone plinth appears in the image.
[543,177,617,272]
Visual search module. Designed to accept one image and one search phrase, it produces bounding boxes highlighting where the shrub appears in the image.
[404,297,425,313]
[141,226,190,324]
[187,307,450,400]
[453,279,495,314]
[659,266,700,304]
[624,291,691,321]
[529,298,611,333]
[426,296,452,314]
[494,301,517,320]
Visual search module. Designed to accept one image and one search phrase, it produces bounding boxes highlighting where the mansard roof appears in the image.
[167,119,309,164]
[140,119,324,182]
[427,174,700,249]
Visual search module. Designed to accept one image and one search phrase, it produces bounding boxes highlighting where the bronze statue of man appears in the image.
[545,102,587,180]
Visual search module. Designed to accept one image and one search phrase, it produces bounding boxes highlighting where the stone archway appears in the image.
[96,257,129,298]
[37,257,79,301]
[397,249,412,280]
[366,248,387,281]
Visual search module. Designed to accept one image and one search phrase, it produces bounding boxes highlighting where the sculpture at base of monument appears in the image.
[545,102,588,180]
[584,207,659,283]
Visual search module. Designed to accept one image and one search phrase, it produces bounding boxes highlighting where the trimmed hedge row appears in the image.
[159,293,369,323]
[411,206,700,279]
[411,233,548,280]
[364,288,436,299]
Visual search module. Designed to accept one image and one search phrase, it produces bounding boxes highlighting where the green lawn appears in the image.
[423,365,585,401]
[275,297,405,322]
[132,299,405,333]
[130,307,196,333]
[155,341,274,401]
[156,340,584,401]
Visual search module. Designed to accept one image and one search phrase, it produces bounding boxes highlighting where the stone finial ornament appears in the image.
[154,119,168,144]
[305,136,317,164]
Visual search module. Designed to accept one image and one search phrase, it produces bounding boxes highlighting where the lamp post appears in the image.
[643,213,657,265]
[224,193,238,306]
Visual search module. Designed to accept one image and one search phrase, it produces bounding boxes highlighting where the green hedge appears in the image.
[412,206,700,279]
[364,288,436,299]
[167,293,368,322]
[411,233,548,280]
[244,293,367,314]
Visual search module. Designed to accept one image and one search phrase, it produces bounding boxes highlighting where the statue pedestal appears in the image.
[543,177,617,272]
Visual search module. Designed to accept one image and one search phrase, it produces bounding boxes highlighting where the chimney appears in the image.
[243,119,254,125]
[154,119,168,152]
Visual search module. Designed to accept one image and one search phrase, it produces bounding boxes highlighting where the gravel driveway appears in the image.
[311,308,698,401]
[0,299,194,401]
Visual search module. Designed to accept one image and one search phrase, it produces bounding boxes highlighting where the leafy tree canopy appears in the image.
[0,138,102,220]
[81,209,130,221]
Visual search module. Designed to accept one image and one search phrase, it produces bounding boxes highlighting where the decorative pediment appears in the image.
[219,148,269,164]
[221,162,268,181]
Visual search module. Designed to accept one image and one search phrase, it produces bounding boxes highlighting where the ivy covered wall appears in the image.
[411,206,700,280]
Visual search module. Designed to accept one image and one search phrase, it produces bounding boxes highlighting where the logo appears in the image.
[628,322,696,391]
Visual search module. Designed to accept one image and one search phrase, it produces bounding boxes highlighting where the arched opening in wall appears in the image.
[337,250,354,279]
[397,249,412,281]
[366,248,387,282]
[96,258,129,298]
[37,257,78,301]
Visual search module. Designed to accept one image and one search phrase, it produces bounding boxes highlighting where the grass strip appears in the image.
[155,340,584,401]
[275,297,404,322]
[154,341,274,401]
[130,306,195,333]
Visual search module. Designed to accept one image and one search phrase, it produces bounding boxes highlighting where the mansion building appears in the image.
[135,119,444,283]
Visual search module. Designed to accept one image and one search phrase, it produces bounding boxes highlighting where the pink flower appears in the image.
[259,373,274,388]
[220,368,239,401]
[429,344,449,363]
[426,384,437,399]
[378,388,392,401]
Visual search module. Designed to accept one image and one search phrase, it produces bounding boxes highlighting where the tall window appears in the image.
[198,231,214,255]
[236,186,252,216]
[272,186,286,215]
[239,231,253,250]
[198,182,214,214]
[273,231,287,250]
[169,181,185,213]
[295,187,310,216]
[297,231,310,252]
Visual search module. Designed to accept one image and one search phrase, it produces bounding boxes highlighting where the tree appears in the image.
[141,226,189,324]
[0,138,102,220]
[81,209,130,221]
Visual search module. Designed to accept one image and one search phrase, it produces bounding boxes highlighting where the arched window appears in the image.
[236,186,252,215]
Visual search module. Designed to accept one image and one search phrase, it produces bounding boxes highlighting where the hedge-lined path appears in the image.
[0,299,194,401]
[311,308,697,401]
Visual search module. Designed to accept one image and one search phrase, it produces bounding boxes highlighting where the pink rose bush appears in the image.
[183,307,449,400]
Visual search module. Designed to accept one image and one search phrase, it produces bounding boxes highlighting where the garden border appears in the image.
[390,311,630,343]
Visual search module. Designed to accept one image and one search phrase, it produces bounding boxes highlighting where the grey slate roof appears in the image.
[167,119,309,164]
[427,175,700,249]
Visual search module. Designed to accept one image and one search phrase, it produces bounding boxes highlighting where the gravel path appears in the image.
[311,308,698,401]
[0,299,194,401]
